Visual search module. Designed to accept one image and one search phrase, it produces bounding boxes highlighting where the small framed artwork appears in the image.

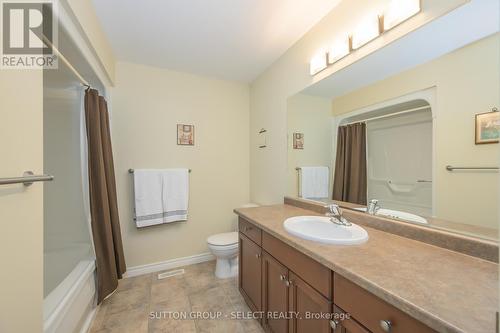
[177,124,195,146]
[293,133,304,149]
[475,108,499,144]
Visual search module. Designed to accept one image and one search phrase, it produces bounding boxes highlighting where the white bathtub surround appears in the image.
[133,168,189,227]
[43,260,96,333]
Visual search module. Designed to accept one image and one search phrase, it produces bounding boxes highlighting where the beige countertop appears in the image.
[234,204,498,333]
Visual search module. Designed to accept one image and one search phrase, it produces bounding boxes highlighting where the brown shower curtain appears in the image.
[85,88,126,303]
[332,123,367,205]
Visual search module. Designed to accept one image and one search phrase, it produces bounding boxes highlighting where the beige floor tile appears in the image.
[103,286,150,315]
[91,304,149,333]
[117,273,152,293]
[150,276,188,305]
[195,319,245,333]
[184,270,219,295]
[89,260,266,333]
[149,317,197,333]
[149,297,195,333]
[189,286,233,315]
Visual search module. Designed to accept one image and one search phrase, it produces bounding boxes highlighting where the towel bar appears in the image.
[129,168,191,173]
[0,171,54,186]
[446,165,498,171]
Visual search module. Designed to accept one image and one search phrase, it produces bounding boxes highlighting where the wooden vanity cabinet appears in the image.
[332,305,370,333]
[262,252,290,333]
[334,274,437,333]
[261,252,332,333]
[238,217,436,333]
[289,272,332,333]
[238,218,332,333]
[239,233,262,312]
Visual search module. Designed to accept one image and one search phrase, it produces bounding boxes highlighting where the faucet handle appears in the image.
[324,204,342,216]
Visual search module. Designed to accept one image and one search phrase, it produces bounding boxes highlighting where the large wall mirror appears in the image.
[287,33,499,241]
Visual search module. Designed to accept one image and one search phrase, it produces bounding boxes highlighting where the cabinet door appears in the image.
[262,251,289,333]
[239,233,262,311]
[332,306,371,333]
[289,272,332,333]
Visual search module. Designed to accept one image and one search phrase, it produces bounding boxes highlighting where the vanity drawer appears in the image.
[334,274,437,333]
[262,232,332,300]
[239,217,262,245]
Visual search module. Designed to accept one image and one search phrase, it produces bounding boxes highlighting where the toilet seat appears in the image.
[207,232,238,247]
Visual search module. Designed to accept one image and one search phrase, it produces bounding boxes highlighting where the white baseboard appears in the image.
[124,252,215,278]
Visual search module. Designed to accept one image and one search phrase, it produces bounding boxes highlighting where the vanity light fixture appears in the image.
[383,0,421,31]
[328,35,351,64]
[351,15,381,49]
[309,51,328,75]
[309,0,421,76]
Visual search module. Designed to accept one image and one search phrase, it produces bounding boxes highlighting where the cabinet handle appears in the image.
[255,253,261,259]
[330,319,339,330]
[279,274,286,281]
[285,279,293,287]
[380,320,392,332]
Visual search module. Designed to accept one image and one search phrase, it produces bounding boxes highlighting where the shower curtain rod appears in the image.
[42,35,91,88]
[342,105,431,126]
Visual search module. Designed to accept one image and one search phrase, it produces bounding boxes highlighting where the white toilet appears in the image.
[207,203,259,278]
[207,232,239,278]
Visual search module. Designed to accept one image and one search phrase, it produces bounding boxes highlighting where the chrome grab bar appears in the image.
[0,171,54,186]
[446,165,499,171]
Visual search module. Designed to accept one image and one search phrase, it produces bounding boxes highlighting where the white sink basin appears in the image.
[283,216,368,245]
[355,208,428,224]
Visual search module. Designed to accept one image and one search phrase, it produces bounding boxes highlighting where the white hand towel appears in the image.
[133,169,164,227]
[161,169,189,223]
[299,166,329,199]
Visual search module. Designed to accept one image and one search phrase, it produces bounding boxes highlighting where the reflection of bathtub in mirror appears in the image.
[354,207,428,224]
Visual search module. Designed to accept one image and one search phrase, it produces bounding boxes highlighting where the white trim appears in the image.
[124,252,215,278]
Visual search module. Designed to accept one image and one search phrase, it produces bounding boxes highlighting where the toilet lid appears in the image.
[207,232,238,246]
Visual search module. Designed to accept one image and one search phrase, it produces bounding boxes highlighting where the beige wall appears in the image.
[287,94,333,197]
[249,0,467,204]
[0,71,43,332]
[111,62,250,268]
[332,34,499,228]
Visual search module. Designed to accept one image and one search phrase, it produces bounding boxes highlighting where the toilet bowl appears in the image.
[207,203,259,278]
[207,232,239,278]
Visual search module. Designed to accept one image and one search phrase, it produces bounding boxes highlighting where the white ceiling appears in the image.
[92,0,341,82]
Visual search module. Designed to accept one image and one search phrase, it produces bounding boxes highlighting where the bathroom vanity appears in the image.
[235,201,498,333]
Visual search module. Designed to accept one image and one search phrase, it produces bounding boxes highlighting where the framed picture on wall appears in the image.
[475,109,499,144]
[293,133,304,149]
[177,124,195,145]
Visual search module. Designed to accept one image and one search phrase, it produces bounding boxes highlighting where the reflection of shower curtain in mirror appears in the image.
[332,123,367,205]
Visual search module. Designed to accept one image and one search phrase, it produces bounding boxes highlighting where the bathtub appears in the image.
[44,245,97,333]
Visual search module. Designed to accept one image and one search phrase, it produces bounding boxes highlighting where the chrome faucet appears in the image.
[367,199,380,215]
[324,204,351,226]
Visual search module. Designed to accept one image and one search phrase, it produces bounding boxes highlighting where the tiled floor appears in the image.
[89,260,264,333]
